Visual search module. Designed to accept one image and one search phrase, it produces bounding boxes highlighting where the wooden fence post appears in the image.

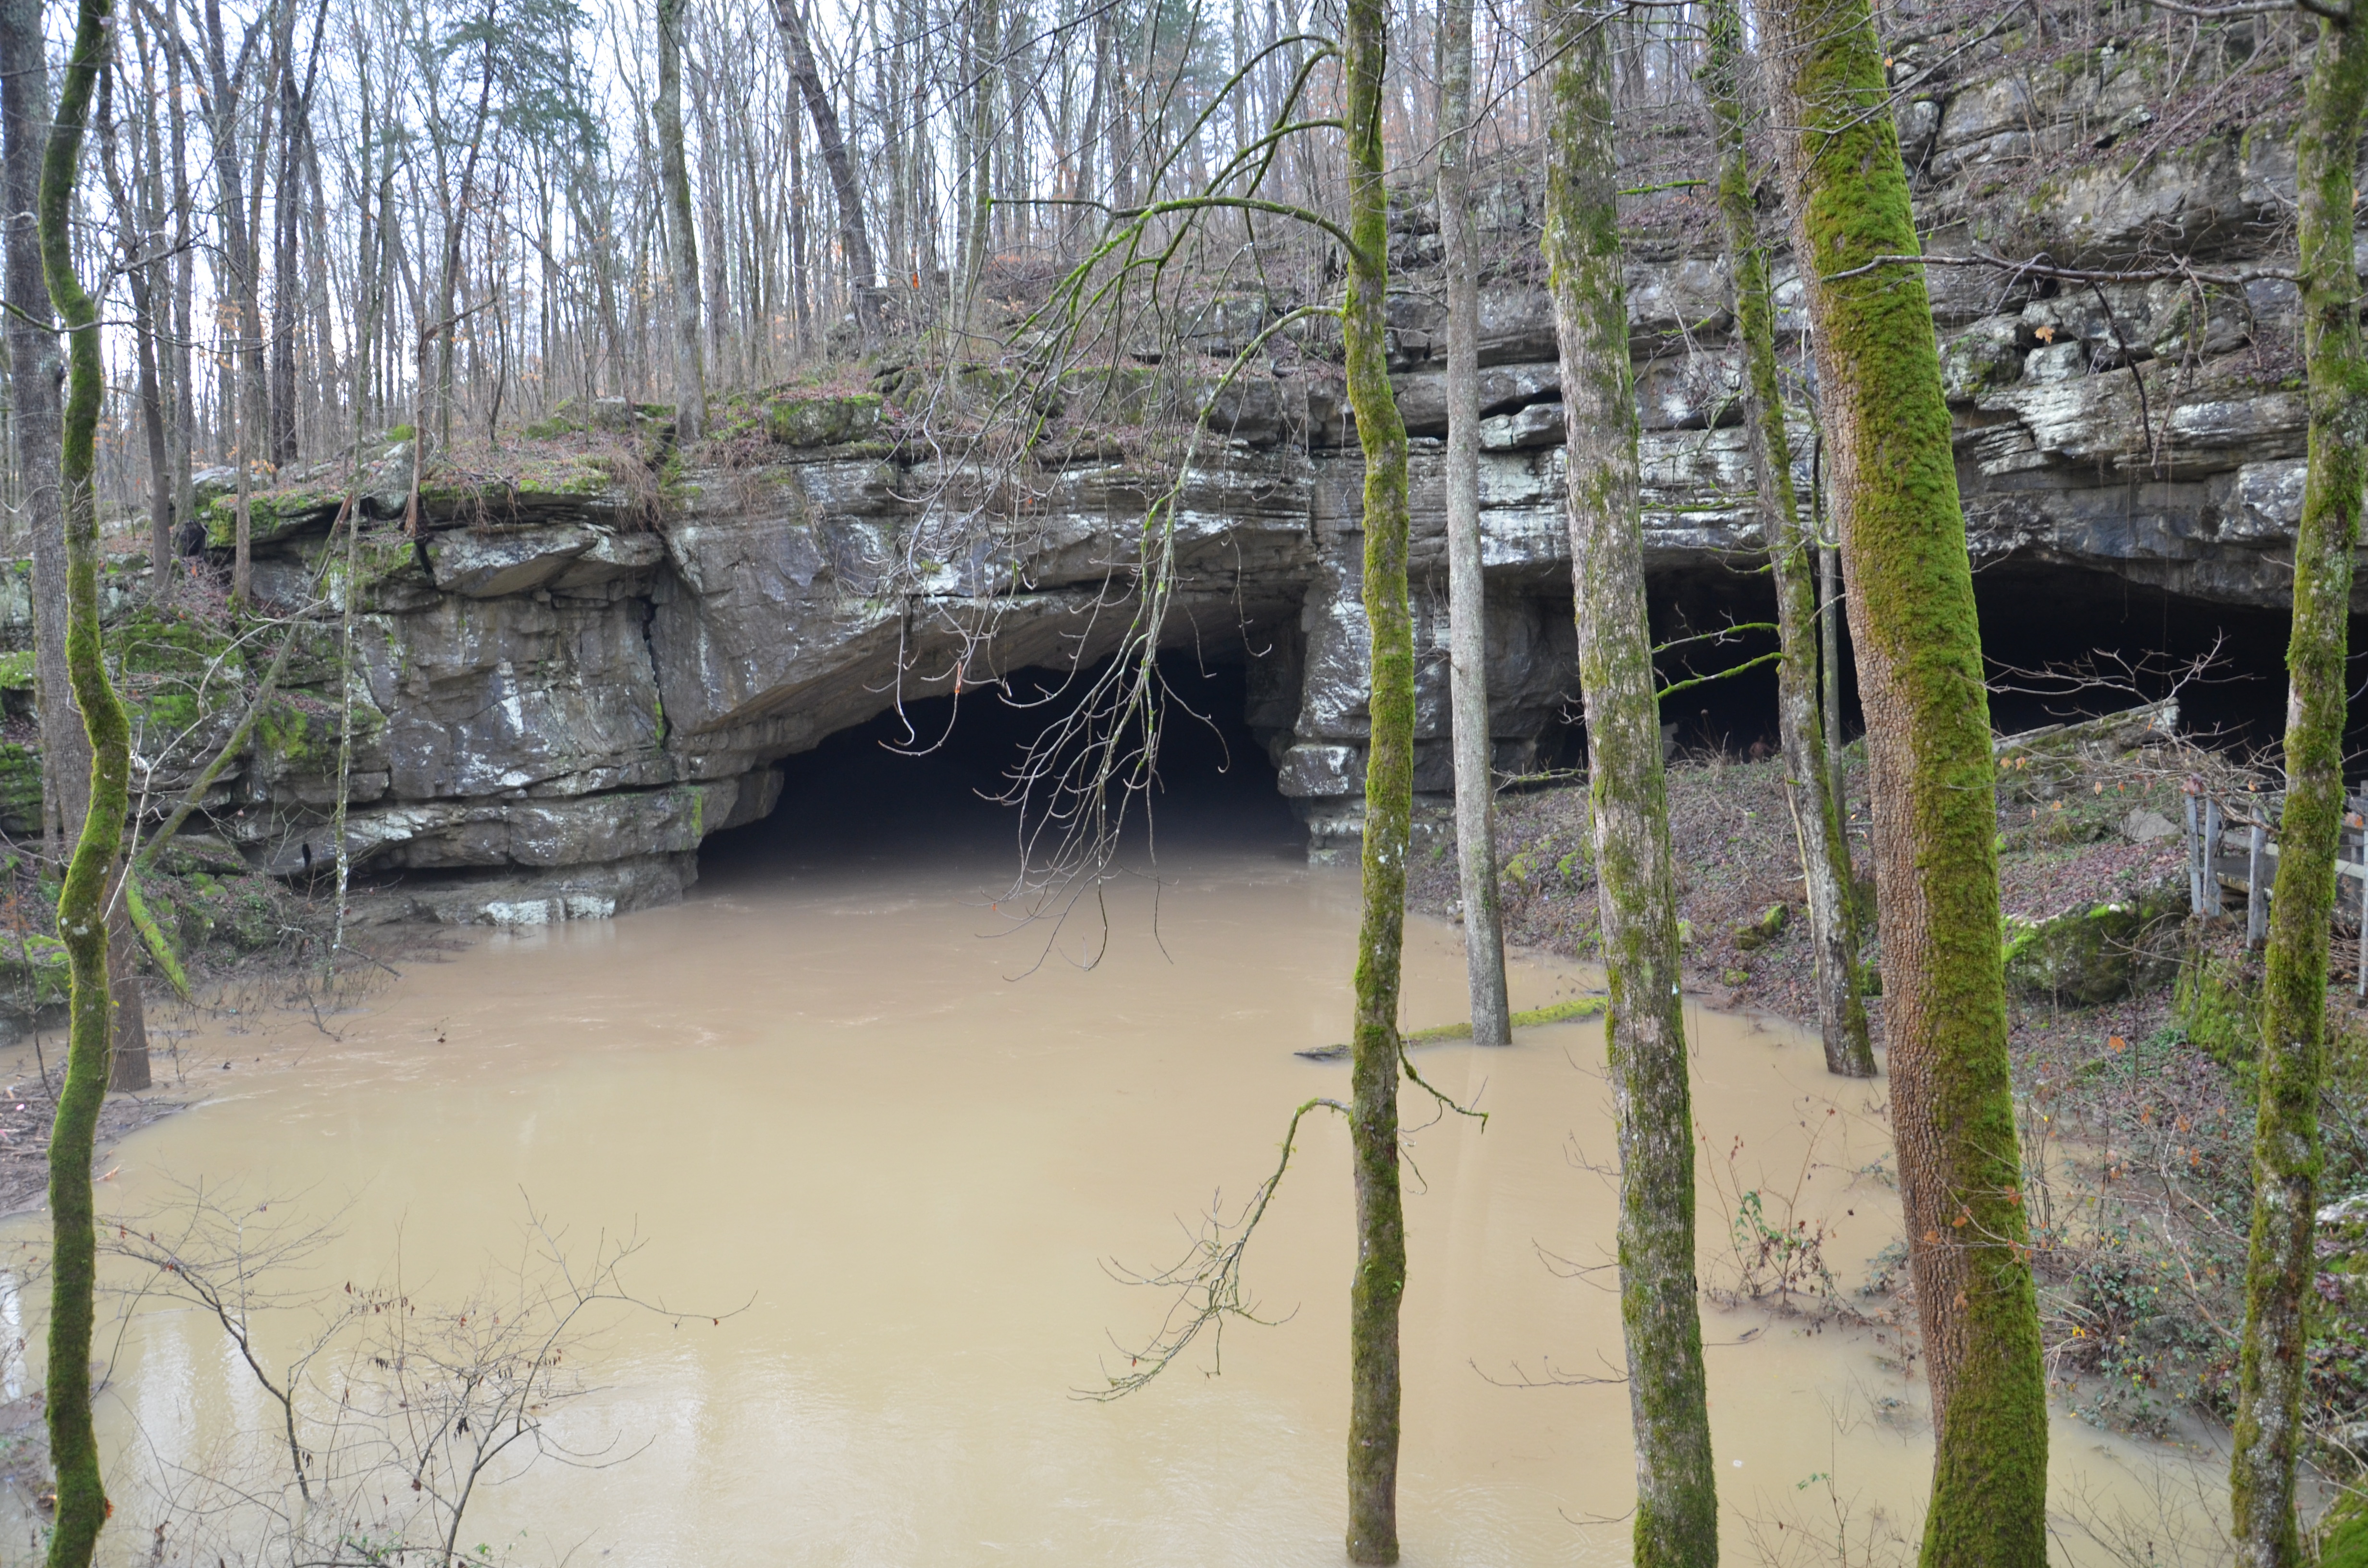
[2247,821,2268,950]
[2187,791,2204,915]
[2205,797,2224,919]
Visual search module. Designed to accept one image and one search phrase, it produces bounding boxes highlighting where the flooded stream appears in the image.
[0,769,2224,1565]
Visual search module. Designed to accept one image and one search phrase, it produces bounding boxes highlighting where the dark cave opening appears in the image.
[697,649,1302,883]
[702,558,2352,884]
[1609,560,2342,769]
[1963,562,2354,762]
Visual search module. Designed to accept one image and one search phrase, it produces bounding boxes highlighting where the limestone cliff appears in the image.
[36,14,2344,921]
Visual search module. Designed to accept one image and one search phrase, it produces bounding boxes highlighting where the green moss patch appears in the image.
[2175,942,2259,1068]
[200,483,345,548]
[2002,886,2184,1006]
[1295,996,1607,1059]
[0,931,68,1010]
[765,392,885,448]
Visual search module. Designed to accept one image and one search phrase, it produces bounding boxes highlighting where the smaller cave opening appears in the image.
[1649,569,1801,761]
[698,649,1303,885]
[1532,561,2327,774]
[1968,564,2357,763]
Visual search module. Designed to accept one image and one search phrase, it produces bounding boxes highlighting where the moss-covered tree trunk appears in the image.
[2231,15,2368,1567]
[4,0,147,1094]
[655,0,704,441]
[1702,0,1871,1080]
[1759,2,2047,1563]
[1435,0,1510,1048]
[1342,0,1409,1553]
[1540,7,1716,1563]
[38,0,127,1552]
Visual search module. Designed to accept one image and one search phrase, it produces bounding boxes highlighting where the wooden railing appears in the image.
[2185,788,2368,992]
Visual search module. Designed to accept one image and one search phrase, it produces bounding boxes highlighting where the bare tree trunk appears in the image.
[1760,1,2047,1561]
[656,0,704,439]
[1821,534,1844,808]
[1540,6,1716,1564]
[960,0,998,341]
[231,350,252,605]
[1434,0,1508,1047]
[95,57,173,598]
[2231,14,2368,1567]
[1073,0,1110,259]
[163,0,195,551]
[105,890,148,1091]
[1703,0,1870,1078]
[770,0,881,337]
[198,0,270,465]
[1,0,78,869]
[430,9,494,458]
[269,29,303,465]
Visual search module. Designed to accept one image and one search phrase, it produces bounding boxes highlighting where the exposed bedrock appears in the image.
[67,36,2359,920]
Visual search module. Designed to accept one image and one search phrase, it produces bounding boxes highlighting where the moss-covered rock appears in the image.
[112,606,247,744]
[1732,902,1788,951]
[2174,942,2259,1067]
[320,521,429,610]
[0,931,69,1010]
[200,483,345,548]
[521,396,667,440]
[2002,886,2184,1006]
[416,453,617,518]
[1940,317,2026,402]
[765,392,885,448]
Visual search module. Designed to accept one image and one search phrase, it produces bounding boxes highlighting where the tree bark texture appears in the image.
[2230,16,2368,1567]
[960,0,998,342]
[92,63,173,593]
[1540,8,1716,1565]
[1760,3,2047,1564]
[1342,0,1408,1552]
[4,0,147,1087]
[0,0,81,870]
[771,0,881,335]
[1702,0,1871,1080]
[656,0,705,441]
[39,0,130,1551]
[232,351,252,605]
[106,887,149,1090]
[1435,0,1509,1048]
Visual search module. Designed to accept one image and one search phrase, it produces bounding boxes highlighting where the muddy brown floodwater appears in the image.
[0,845,2222,1566]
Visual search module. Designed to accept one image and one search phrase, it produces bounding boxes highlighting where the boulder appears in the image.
[766,392,885,448]
[2003,884,2185,1006]
[425,524,598,598]
[1733,903,1789,952]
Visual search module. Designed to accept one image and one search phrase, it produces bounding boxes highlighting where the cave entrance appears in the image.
[697,649,1302,885]
[1965,562,2343,760]
[1552,561,2329,770]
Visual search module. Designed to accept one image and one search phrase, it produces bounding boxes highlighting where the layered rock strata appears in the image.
[28,16,2348,918]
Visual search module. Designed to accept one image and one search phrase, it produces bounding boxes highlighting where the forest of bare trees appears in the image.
[13,0,2368,1564]
[0,0,1614,539]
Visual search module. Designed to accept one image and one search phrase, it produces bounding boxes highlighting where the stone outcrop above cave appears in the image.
[36,15,2347,919]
